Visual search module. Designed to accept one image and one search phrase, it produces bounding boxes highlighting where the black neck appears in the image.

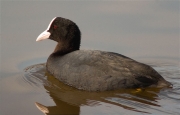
[52,42,79,56]
[50,23,81,56]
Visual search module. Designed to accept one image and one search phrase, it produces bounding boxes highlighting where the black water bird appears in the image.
[36,17,171,91]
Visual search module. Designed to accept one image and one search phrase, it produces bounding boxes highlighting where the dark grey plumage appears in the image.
[37,17,171,91]
[47,50,170,91]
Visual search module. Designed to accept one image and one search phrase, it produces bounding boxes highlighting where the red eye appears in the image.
[53,25,58,29]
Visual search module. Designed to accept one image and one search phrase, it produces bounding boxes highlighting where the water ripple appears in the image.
[23,63,180,115]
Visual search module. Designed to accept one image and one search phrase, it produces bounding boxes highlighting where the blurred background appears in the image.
[1,1,179,75]
[0,1,179,115]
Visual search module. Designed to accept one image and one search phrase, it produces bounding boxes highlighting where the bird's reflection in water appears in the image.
[35,99,79,115]
[24,64,164,115]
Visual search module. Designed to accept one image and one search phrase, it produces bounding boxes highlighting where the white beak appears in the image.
[36,17,57,42]
[36,30,51,41]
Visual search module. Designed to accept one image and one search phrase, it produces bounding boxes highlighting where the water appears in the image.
[1,1,179,115]
[23,62,180,115]
[1,61,179,115]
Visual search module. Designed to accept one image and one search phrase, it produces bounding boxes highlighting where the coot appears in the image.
[36,17,171,91]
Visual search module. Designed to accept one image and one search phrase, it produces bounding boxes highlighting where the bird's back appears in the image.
[47,50,170,91]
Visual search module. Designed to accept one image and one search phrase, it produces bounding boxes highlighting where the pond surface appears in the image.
[1,1,179,115]
[1,60,180,115]
[25,62,180,115]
